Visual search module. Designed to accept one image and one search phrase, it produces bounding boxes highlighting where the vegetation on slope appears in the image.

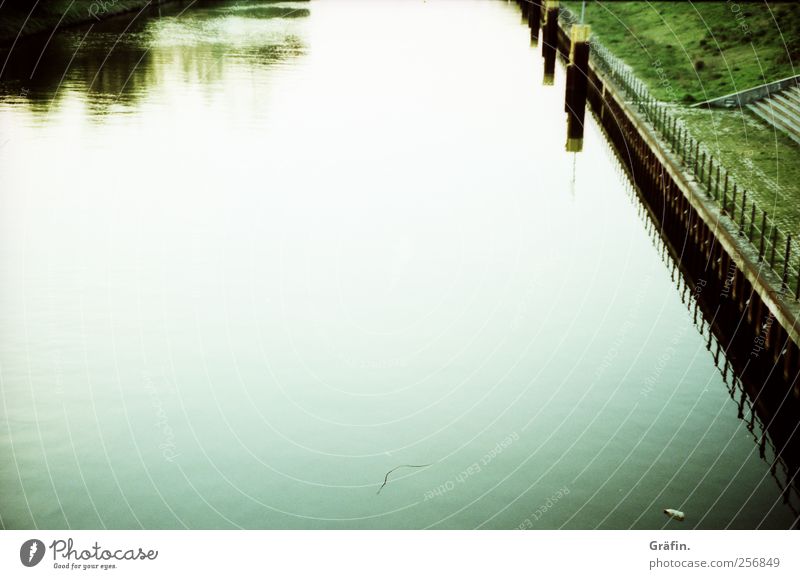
[564,1,800,104]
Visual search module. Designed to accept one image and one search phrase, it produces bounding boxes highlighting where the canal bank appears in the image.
[557,1,800,248]
[520,2,800,394]
[0,0,179,45]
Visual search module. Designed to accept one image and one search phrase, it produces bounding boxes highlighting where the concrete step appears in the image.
[772,89,800,110]
[752,99,800,137]
[748,102,800,146]
[767,94,800,126]
[787,86,800,102]
[779,87,800,108]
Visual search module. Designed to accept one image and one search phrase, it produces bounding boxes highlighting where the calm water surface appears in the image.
[0,0,796,529]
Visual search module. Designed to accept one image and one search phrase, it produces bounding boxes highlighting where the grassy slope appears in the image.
[674,107,800,234]
[563,1,800,235]
[565,1,800,103]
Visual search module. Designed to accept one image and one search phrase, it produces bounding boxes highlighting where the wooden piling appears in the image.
[529,0,542,43]
[542,0,559,84]
[564,23,591,148]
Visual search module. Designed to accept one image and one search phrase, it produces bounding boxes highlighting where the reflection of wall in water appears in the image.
[597,130,800,524]
[525,0,800,519]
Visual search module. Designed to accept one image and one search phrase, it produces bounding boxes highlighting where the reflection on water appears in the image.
[607,151,800,523]
[0,0,797,530]
[0,1,307,113]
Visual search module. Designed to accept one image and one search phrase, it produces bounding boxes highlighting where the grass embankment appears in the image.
[0,0,174,44]
[562,1,800,234]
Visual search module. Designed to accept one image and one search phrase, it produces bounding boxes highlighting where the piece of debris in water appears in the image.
[376,464,431,495]
[663,508,685,522]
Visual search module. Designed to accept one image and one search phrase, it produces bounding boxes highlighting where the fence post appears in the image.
[758,210,767,262]
[795,256,800,301]
[782,234,792,291]
[731,184,737,221]
[722,172,728,204]
[672,117,677,147]
[723,182,730,214]
[749,202,756,241]
[666,115,672,143]
[740,190,747,235]
[699,152,704,183]
[769,226,778,268]
[683,135,688,164]
[707,157,713,190]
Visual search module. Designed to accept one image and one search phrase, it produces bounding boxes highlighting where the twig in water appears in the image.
[376,464,431,495]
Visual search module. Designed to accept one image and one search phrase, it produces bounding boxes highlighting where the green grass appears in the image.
[562,1,800,235]
[565,1,800,104]
[673,106,800,234]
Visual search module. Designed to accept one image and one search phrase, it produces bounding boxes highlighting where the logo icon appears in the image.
[20,539,45,567]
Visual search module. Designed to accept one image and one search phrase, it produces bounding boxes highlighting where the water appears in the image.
[0,0,796,530]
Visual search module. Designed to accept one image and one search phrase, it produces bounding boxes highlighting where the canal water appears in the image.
[0,0,796,529]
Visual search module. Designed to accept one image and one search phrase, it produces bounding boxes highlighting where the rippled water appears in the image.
[0,0,796,529]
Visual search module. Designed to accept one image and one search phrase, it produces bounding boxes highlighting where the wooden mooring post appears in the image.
[542,0,559,85]
[529,0,543,44]
[565,23,591,150]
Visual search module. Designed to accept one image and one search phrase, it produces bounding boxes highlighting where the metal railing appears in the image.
[559,8,800,301]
